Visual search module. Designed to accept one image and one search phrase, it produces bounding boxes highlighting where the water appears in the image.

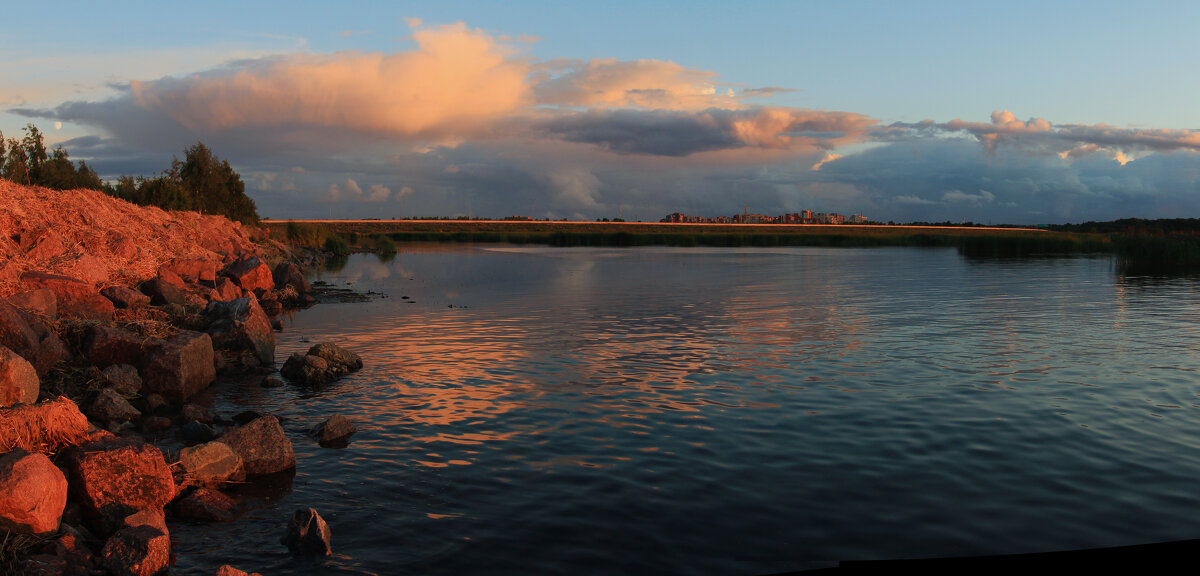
[171,246,1200,574]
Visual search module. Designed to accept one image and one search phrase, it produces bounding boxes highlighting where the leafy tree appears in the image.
[2,139,30,185]
[176,142,259,224]
[19,124,47,184]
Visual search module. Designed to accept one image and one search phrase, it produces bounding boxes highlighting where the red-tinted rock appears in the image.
[139,276,190,307]
[65,435,175,534]
[218,415,295,475]
[18,311,70,377]
[0,449,68,534]
[84,325,144,367]
[175,487,237,522]
[211,277,243,302]
[160,258,218,286]
[222,256,274,294]
[0,299,39,360]
[101,286,151,309]
[23,229,66,261]
[139,331,215,401]
[179,440,244,488]
[205,297,275,366]
[102,524,170,576]
[0,345,39,407]
[272,262,311,293]
[64,253,109,286]
[177,439,243,487]
[216,565,263,576]
[7,288,57,317]
[19,271,114,321]
[281,507,332,556]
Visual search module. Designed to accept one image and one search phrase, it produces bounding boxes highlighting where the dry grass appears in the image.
[0,529,49,576]
[0,396,89,454]
[0,180,264,297]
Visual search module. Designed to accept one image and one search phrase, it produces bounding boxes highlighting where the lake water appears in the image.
[171,245,1200,574]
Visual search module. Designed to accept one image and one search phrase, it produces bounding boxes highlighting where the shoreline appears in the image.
[0,181,356,575]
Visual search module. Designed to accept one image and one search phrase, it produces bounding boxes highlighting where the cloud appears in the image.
[532,58,736,111]
[941,189,995,204]
[894,110,1200,159]
[541,107,875,157]
[121,22,530,139]
[742,87,798,98]
[811,152,842,171]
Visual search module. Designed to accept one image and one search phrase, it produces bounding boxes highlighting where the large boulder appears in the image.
[0,345,39,407]
[0,450,68,534]
[307,342,363,373]
[272,262,311,293]
[84,325,144,367]
[205,297,275,366]
[102,524,171,576]
[178,441,245,488]
[64,435,175,534]
[281,508,332,556]
[223,256,274,294]
[139,331,216,401]
[19,271,114,321]
[279,353,329,385]
[217,415,295,475]
[0,299,39,360]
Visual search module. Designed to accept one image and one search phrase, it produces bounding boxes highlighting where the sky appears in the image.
[3,1,1199,224]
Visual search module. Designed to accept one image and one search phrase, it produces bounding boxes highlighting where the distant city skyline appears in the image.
[4,1,1200,224]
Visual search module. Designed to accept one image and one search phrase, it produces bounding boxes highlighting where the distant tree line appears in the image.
[1,124,103,191]
[1049,218,1200,235]
[0,122,259,225]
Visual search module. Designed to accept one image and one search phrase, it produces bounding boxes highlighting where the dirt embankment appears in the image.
[0,180,270,297]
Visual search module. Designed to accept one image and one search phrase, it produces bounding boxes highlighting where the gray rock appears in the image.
[281,508,331,556]
[88,389,140,422]
[311,414,356,447]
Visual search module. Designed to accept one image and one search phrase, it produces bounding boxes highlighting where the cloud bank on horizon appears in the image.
[10,20,1200,224]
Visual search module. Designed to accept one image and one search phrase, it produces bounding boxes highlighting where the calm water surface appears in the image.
[172,246,1200,574]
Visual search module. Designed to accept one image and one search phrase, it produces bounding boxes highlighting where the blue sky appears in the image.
[3,1,1199,223]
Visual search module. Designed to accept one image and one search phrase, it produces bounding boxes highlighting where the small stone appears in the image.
[281,507,332,556]
[88,389,141,422]
[141,416,172,434]
[311,414,357,447]
[179,441,244,488]
[101,364,142,396]
[102,524,170,576]
[179,421,216,444]
[261,375,285,388]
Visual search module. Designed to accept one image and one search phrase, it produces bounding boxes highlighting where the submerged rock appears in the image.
[175,487,237,522]
[179,441,244,488]
[281,507,332,556]
[311,414,357,447]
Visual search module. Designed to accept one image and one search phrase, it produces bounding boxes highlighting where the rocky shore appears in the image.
[0,181,361,575]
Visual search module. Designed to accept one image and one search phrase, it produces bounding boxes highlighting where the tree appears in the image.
[176,142,259,224]
[2,139,29,185]
[19,124,47,184]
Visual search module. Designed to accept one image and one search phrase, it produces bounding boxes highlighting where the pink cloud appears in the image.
[129,22,532,139]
